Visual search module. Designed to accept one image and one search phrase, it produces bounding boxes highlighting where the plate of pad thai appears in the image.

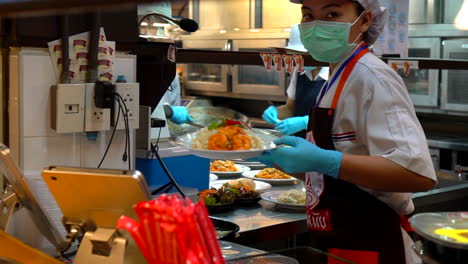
[169,119,280,160]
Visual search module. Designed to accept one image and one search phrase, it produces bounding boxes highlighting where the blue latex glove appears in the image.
[257,136,342,178]
[262,106,280,125]
[170,106,193,124]
[274,116,308,135]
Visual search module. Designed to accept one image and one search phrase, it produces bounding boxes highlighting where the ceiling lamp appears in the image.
[455,0,468,30]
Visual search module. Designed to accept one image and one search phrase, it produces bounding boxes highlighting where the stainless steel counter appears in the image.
[213,176,468,243]
[221,241,339,263]
[427,136,468,151]
[213,182,308,243]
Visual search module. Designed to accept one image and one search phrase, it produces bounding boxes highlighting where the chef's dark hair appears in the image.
[355,2,365,15]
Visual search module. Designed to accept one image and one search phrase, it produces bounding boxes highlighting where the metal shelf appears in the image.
[0,0,157,16]
[176,48,468,70]
[176,49,326,67]
[186,89,287,102]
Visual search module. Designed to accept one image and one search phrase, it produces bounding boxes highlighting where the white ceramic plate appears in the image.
[210,164,251,178]
[209,173,219,181]
[169,129,280,160]
[210,179,272,192]
[232,160,268,170]
[242,170,298,186]
[261,191,306,211]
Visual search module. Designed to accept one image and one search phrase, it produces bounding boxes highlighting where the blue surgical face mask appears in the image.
[299,12,364,63]
[304,66,317,72]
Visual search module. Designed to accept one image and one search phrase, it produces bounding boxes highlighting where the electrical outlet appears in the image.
[114,83,139,130]
[85,83,111,132]
[51,84,86,133]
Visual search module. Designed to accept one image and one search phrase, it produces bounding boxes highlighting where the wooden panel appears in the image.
[262,0,302,28]
[0,0,157,16]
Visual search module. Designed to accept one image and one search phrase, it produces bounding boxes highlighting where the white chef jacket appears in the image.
[160,74,181,106]
[286,67,329,99]
[317,46,436,264]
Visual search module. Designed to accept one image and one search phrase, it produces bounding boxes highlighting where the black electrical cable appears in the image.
[115,97,129,167]
[150,142,186,198]
[116,100,127,160]
[118,95,131,170]
[114,93,131,170]
[145,127,162,159]
[97,101,120,168]
[155,127,162,150]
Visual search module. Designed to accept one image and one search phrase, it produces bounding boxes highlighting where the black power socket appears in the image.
[151,118,166,128]
[95,81,115,109]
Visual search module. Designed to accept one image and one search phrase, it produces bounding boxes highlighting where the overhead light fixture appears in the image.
[233,28,240,31]
[219,29,227,34]
[455,0,468,30]
[250,29,260,32]
[140,22,148,26]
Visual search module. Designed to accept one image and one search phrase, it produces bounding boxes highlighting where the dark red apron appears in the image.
[305,44,406,264]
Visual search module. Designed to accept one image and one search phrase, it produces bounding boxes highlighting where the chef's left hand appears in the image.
[258,136,342,178]
[170,106,193,124]
[274,116,308,135]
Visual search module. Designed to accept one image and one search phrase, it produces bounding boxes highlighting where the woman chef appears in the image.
[262,24,328,137]
[258,0,437,263]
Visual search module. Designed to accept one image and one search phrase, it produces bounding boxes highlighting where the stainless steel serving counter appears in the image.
[212,177,468,244]
[212,182,308,243]
[221,241,348,264]
[427,135,468,152]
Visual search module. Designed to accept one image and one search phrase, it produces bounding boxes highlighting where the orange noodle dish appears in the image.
[191,119,263,151]
[210,160,238,172]
[255,168,292,179]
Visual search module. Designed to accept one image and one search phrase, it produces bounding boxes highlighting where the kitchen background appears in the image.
[165,0,468,177]
[3,1,468,189]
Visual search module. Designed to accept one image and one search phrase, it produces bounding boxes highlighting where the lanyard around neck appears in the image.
[315,43,369,107]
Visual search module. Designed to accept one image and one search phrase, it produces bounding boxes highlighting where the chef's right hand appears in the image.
[258,136,342,178]
[262,106,280,125]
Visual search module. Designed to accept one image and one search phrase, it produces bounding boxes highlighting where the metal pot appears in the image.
[410,212,468,264]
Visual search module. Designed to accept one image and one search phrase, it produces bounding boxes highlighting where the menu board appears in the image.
[373,0,409,58]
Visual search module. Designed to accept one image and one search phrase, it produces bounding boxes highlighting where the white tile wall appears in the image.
[21,50,60,138]
[9,48,138,252]
[23,136,81,171]
[80,130,135,169]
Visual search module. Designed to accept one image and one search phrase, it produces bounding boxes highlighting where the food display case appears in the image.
[183,39,230,92]
[232,39,287,96]
[441,39,468,112]
[397,37,440,107]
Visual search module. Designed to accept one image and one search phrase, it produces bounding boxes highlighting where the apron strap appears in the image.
[400,214,414,232]
[329,46,369,115]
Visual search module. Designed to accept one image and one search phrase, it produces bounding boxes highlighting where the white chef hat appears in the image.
[285,24,307,52]
[289,0,388,45]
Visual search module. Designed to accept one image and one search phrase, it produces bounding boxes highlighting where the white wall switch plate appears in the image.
[84,83,111,132]
[51,84,85,133]
[114,83,139,130]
